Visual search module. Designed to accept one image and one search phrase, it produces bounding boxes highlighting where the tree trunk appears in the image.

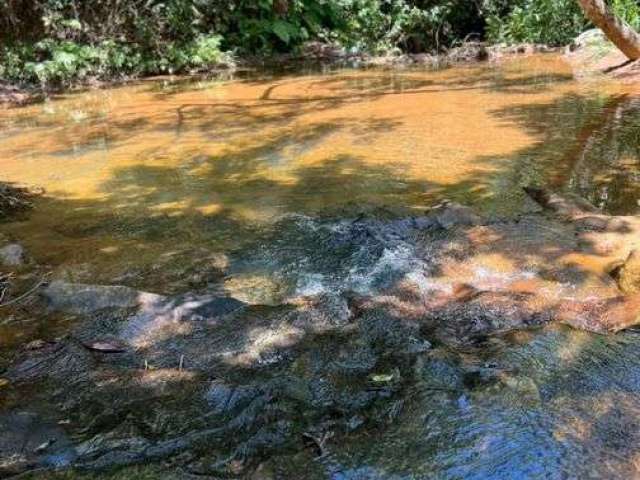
[577,0,640,60]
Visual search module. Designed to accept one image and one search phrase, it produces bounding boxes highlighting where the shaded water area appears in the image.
[2,54,640,478]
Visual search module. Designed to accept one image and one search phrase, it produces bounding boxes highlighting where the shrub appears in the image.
[611,0,640,30]
[333,0,484,54]
[484,0,589,46]
[0,35,229,87]
[4,0,639,88]
[485,0,640,46]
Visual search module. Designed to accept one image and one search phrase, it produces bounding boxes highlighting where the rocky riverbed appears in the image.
[2,188,640,478]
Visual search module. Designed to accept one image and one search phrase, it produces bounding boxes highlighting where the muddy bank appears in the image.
[1,189,639,477]
[0,83,42,107]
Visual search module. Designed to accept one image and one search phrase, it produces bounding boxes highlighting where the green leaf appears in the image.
[272,20,292,43]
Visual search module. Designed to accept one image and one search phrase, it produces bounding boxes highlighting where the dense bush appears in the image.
[485,0,640,45]
[2,0,640,88]
[484,0,589,45]
[0,35,228,87]
[332,0,485,54]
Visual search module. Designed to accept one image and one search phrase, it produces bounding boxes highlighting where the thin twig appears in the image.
[0,272,13,304]
[0,274,49,308]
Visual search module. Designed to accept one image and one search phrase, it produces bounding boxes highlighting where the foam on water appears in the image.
[232,213,436,303]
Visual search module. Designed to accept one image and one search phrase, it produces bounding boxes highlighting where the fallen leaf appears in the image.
[83,341,126,353]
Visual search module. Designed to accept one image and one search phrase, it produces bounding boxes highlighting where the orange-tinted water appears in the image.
[1,54,638,289]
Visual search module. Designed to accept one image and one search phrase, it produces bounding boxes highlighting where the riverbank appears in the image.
[566,29,640,83]
[0,42,558,108]
[7,28,637,109]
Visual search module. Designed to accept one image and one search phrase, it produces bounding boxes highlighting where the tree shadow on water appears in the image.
[3,67,640,478]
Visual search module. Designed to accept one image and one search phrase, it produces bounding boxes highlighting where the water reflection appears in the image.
[565,96,640,214]
[1,55,638,288]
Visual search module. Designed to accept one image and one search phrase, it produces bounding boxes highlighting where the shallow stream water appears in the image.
[3,54,640,478]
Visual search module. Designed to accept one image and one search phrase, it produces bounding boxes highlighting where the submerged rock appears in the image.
[556,293,640,333]
[184,295,246,319]
[424,290,552,344]
[205,382,261,415]
[0,243,25,266]
[6,340,95,383]
[8,190,640,477]
[0,412,76,475]
[524,186,640,261]
[41,281,165,315]
[616,250,640,294]
[428,201,483,229]
[291,293,354,332]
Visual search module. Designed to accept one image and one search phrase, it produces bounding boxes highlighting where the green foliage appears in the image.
[218,1,343,53]
[611,0,640,30]
[190,35,226,66]
[484,0,589,46]
[4,0,640,88]
[332,0,484,54]
[0,35,228,87]
[485,0,640,46]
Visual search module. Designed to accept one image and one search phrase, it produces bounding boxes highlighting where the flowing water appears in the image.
[3,54,640,478]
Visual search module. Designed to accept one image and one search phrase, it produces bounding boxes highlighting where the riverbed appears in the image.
[2,54,640,478]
